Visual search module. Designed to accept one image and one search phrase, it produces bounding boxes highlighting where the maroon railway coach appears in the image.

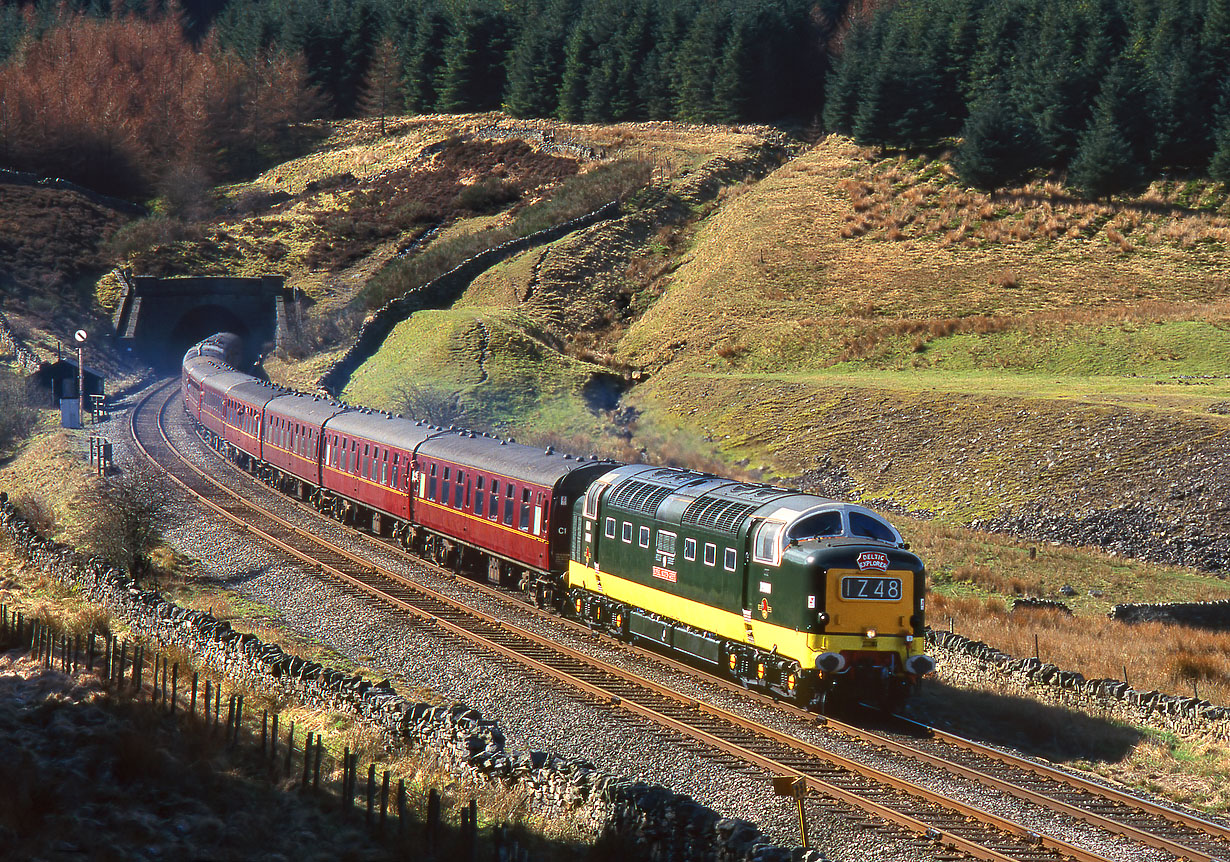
[262,392,347,497]
[411,432,614,593]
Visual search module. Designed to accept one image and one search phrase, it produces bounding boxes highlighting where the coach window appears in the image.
[489,480,500,519]
[704,543,717,567]
[519,488,532,531]
[605,517,616,539]
[724,548,737,571]
[391,454,399,489]
[454,471,466,509]
[465,474,472,510]
[428,464,437,500]
[504,485,515,525]
[639,526,650,548]
[475,476,485,515]
[622,521,632,543]
[534,493,545,535]
[684,537,697,562]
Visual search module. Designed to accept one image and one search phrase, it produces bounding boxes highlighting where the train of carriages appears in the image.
[183,333,935,711]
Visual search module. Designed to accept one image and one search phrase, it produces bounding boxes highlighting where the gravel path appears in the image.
[91,381,1216,862]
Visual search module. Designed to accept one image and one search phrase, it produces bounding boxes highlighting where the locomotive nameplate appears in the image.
[840,576,902,601]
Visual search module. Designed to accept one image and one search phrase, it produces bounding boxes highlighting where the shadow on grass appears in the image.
[905,679,1142,763]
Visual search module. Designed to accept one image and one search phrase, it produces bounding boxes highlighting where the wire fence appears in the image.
[0,602,534,862]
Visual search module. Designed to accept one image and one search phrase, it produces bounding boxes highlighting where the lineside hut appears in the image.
[32,358,104,407]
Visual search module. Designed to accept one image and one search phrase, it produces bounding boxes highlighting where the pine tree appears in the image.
[357,36,402,134]
[1068,108,1143,199]
[954,97,1035,190]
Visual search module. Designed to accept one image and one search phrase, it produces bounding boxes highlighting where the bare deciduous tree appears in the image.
[84,462,172,583]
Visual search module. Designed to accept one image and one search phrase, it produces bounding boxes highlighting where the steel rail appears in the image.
[133,380,1139,862]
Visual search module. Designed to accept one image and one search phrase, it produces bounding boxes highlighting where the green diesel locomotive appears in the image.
[567,465,933,711]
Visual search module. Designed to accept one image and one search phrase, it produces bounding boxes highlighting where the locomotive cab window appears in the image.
[684,537,696,561]
[752,522,786,566]
[850,511,898,543]
[787,510,844,543]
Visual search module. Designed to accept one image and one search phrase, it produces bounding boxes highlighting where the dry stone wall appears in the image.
[1109,600,1230,631]
[0,497,820,862]
[927,629,1230,742]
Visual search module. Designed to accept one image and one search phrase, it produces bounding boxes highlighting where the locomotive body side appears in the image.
[568,465,932,708]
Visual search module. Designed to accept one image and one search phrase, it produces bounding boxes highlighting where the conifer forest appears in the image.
[1,0,1228,197]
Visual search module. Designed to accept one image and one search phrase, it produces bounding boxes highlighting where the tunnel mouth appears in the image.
[162,306,252,371]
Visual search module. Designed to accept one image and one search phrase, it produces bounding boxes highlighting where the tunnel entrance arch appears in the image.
[111,272,296,371]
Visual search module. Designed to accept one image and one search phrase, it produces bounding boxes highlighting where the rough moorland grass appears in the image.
[617,137,1230,378]
[341,308,615,441]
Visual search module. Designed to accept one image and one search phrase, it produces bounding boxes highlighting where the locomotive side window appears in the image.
[622,522,632,543]
[704,543,716,567]
[639,526,650,548]
[724,548,737,572]
[752,522,785,566]
[605,517,616,539]
[489,480,500,518]
[583,483,602,519]
[519,488,531,531]
[684,538,696,561]
[504,485,515,525]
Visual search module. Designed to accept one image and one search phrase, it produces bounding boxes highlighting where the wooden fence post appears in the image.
[87,631,94,671]
[170,664,178,714]
[225,696,235,742]
[203,679,211,724]
[233,695,243,746]
[365,763,375,827]
[342,747,352,815]
[284,722,295,775]
[380,770,390,834]
[467,798,477,862]
[427,788,440,849]
[270,714,279,761]
[302,732,313,789]
[313,735,322,792]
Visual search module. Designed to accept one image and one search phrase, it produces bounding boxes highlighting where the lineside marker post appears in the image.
[772,776,809,849]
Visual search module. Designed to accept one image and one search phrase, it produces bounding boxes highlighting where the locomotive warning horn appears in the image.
[815,652,847,673]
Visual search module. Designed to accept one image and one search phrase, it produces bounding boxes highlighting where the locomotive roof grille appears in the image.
[607,479,675,516]
[681,498,759,534]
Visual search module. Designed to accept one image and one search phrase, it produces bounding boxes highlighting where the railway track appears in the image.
[132,378,1230,862]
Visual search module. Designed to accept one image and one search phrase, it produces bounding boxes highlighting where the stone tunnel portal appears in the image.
[111,273,295,373]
